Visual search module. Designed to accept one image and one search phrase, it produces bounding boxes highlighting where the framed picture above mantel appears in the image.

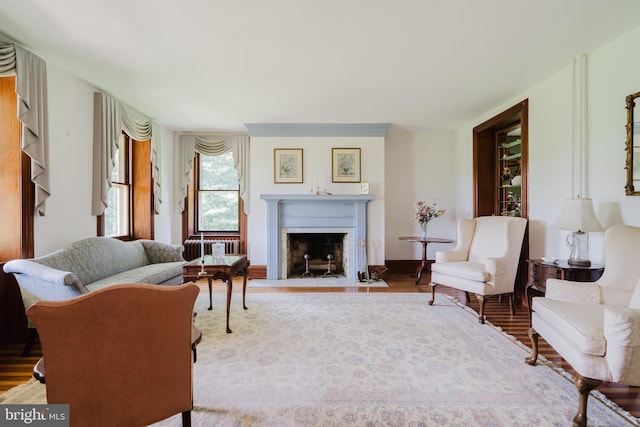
[332,148,361,183]
[274,148,303,183]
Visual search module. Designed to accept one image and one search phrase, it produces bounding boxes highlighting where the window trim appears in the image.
[183,153,247,254]
[194,152,241,234]
[97,134,154,240]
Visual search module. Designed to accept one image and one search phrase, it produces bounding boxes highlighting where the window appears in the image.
[98,133,153,239]
[197,153,239,232]
[103,134,131,237]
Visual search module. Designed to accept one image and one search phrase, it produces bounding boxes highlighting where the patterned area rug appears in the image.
[2,293,637,426]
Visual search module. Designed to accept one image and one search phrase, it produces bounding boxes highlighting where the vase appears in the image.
[420,222,428,240]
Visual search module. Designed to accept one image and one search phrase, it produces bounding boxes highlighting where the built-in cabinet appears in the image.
[497,128,523,217]
[473,100,528,219]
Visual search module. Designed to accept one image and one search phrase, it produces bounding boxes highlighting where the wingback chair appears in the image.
[526,224,640,427]
[429,216,528,323]
[27,283,200,427]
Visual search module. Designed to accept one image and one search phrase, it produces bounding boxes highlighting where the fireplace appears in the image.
[286,232,347,277]
[260,194,374,280]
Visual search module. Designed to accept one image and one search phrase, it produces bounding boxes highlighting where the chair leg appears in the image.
[525,328,539,365]
[572,375,602,427]
[508,293,515,315]
[428,283,437,305]
[476,295,488,324]
[181,410,191,427]
[464,292,471,303]
[21,328,37,357]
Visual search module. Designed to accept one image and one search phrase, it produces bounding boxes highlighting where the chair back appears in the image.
[27,283,199,427]
[468,216,528,291]
[468,216,527,262]
[596,224,640,304]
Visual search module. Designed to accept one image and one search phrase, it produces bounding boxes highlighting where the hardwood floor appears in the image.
[1,272,639,420]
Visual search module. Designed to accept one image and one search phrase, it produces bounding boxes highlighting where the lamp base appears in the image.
[567,258,591,267]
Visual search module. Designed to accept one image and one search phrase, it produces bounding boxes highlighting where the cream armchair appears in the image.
[429,216,528,323]
[526,224,640,427]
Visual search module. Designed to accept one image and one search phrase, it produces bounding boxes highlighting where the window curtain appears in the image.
[176,134,250,214]
[0,44,50,216]
[92,92,162,216]
[121,104,162,214]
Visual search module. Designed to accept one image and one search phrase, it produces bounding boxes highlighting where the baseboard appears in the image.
[248,265,267,280]
[385,259,431,275]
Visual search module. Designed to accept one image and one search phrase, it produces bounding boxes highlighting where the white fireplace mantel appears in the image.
[260,194,375,280]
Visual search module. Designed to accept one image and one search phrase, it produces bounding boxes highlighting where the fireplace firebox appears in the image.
[287,233,347,277]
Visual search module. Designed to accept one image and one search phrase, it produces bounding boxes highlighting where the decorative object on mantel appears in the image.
[414,200,445,240]
[274,148,303,183]
[553,196,603,266]
[332,147,361,183]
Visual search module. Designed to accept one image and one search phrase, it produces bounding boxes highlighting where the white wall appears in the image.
[31,23,640,265]
[33,63,96,256]
[31,63,176,256]
[247,136,385,267]
[384,127,458,260]
[450,25,640,265]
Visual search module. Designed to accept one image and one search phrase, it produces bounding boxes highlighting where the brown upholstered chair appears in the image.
[27,283,200,427]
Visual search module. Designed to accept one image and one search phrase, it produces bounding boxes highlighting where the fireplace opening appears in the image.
[287,233,346,278]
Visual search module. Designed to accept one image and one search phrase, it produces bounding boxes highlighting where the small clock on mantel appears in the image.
[360,182,369,194]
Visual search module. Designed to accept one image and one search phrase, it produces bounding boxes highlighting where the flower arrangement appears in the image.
[414,200,445,224]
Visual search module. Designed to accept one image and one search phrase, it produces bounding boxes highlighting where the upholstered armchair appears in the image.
[526,224,640,427]
[27,283,200,427]
[429,216,528,323]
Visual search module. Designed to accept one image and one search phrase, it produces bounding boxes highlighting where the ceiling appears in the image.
[1,0,639,133]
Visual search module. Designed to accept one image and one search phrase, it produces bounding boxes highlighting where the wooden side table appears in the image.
[398,236,454,285]
[526,259,604,322]
[183,255,250,333]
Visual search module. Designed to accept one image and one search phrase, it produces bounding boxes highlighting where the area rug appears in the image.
[249,278,388,288]
[2,293,637,427]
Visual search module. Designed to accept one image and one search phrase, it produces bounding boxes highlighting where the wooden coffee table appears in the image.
[183,255,250,333]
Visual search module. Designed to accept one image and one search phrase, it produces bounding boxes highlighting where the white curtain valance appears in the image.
[121,104,162,213]
[92,92,162,216]
[176,134,250,214]
[0,44,50,216]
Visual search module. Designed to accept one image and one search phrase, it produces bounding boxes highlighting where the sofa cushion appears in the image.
[533,297,606,356]
[85,262,185,293]
[430,261,489,282]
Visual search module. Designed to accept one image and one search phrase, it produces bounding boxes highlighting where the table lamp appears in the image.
[553,197,603,266]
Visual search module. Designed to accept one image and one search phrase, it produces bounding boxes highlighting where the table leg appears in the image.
[225,278,232,333]
[207,277,213,310]
[415,241,428,285]
[241,267,248,310]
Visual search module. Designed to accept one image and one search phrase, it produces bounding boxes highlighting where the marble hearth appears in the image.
[260,194,374,280]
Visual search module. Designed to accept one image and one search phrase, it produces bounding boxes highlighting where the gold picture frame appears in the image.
[274,148,303,183]
[332,148,361,183]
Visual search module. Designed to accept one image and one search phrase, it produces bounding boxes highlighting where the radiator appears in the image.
[183,238,240,260]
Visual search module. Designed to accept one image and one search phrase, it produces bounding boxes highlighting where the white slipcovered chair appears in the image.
[526,224,640,427]
[429,216,528,323]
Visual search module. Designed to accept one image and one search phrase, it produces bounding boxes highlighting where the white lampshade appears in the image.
[553,198,603,232]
